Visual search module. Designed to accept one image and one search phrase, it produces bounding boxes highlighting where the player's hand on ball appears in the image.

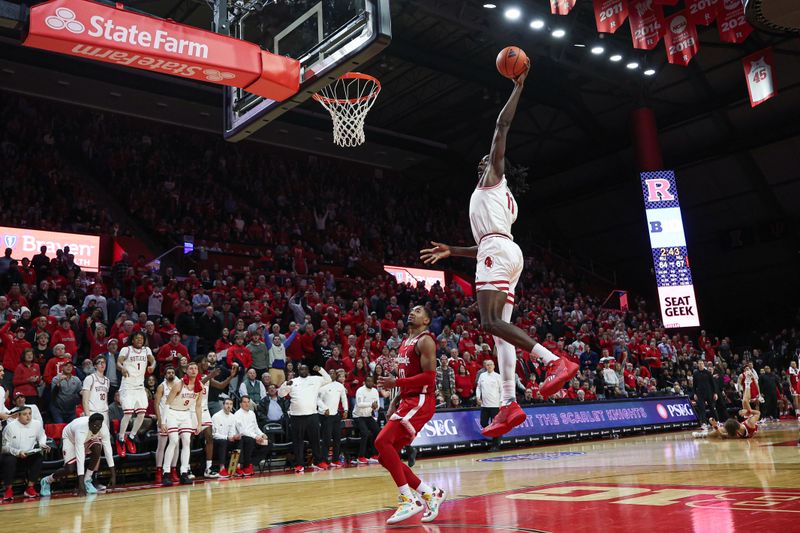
[420,242,451,264]
[378,375,396,389]
[514,58,531,86]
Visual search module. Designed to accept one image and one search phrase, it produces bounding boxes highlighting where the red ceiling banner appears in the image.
[717,0,753,43]
[550,0,578,16]
[686,0,721,26]
[593,0,628,34]
[628,0,665,50]
[664,11,699,66]
[742,47,777,107]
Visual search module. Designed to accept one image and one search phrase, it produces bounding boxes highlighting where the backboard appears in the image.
[222,0,391,142]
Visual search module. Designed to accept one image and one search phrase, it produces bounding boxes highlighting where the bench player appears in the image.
[376,305,446,524]
[154,365,179,484]
[420,61,578,437]
[161,361,204,485]
[40,413,116,496]
[115,331,156,456]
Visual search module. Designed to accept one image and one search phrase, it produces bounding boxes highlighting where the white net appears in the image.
[313,73,381,147]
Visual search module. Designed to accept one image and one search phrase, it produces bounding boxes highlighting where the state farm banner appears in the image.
[686,0,720,26]
[717,0,753,43]
[664,11,699,66]
[550,0,578,16]
[742,48,777,107]
[24,0,299,100]
[593,0,628,34]
[640,171,700,329]
[628,0,665,50]
[1,226,101,272]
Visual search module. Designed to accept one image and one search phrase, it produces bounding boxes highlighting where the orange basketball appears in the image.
[496,46,529,79]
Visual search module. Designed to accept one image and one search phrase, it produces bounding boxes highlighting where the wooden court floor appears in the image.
[2,423,799,532]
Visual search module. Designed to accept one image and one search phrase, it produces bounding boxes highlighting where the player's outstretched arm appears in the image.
[420,241,478,264]
[482,59,530,188]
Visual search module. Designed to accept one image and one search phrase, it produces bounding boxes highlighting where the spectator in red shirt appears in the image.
[226,333,252,382]
[215,327,233,353]
[13,348,41,405]
[156,330,188,376]
[1,320,30,392]
[454,365,475,406]
[44,343,71,385]
[85,318,109,359]
[51,317,78,359]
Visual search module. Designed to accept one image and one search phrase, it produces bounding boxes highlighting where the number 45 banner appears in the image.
[742,48,777,108]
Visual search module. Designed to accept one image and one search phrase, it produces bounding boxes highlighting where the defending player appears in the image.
[115,331,156,456]
[700,381,761,439]
[40,413,116,496]
[161,361,204,485]
[376,306,446,524]
[420,61,578,437]
[154,366,179,484]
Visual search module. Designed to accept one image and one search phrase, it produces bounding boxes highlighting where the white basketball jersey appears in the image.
[200,377,209,411]
[120,346,151,390]
[170,380,199,412]
[469,176,517,244]
[83,374,110,413]
[158,380,174,415]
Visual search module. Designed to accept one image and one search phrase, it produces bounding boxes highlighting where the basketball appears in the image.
[496,46,529,79]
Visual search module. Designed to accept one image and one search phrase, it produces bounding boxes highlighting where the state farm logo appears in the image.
[203,69,235,82]
[670,15,687,35]
[656,403,669,420]
[46,7,85,34]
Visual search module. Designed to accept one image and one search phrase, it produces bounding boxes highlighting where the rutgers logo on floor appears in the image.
[484,256,493,268]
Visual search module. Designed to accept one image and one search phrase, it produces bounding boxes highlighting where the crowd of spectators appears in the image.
[1,94,800,490]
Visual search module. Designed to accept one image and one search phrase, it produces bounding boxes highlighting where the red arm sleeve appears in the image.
[396,370,437,390]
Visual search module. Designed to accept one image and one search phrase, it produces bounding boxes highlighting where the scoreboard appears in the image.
[641,171,700,329]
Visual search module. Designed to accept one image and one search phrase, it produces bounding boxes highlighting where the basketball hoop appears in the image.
[312,72,381,147]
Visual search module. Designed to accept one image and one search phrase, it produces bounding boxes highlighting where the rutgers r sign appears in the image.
[1,226,100,272]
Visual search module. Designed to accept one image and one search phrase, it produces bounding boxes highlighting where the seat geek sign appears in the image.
[641,171,700,329]
[1,226,100,272]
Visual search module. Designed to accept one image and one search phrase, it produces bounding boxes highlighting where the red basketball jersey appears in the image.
[396,332,434,398]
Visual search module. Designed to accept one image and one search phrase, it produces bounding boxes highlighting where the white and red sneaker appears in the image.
[218,467,230,478]
[24,486,38,499]
[356,457,369,465]
[540,358,579,399]
[294,466,305,473]
[330,461,344,468]
[481,401,527,438]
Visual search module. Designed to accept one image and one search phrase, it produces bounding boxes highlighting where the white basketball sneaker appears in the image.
[386,494,425,524]
[421,486,447,523]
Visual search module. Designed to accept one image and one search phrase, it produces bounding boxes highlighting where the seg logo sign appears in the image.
[421,418,459,438]
[46,7,85,33]
[665,403,694,418]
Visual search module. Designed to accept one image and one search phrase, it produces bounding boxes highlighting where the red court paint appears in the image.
[266,482,800,532]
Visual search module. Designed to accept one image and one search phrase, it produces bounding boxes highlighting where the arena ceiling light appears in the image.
[483,3,497,8]
[626,61,640,69]
[504,7,522,20]
[644,69,656,76]
[530,19,545,30]
[609,54,623,62]
[590,45,605,55]
[551,28,566,38]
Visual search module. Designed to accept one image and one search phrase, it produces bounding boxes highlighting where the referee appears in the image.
[476,360,503,452]
[278,364,331,472]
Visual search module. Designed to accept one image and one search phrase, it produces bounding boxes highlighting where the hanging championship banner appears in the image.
[628,0,665,50]
[664,11,699,66]
[593,0,628,33]
[742,48,777,107]
[686,0,720,26]
[641,171,700,329]
[717,0,752,43]
[551,0,577,16]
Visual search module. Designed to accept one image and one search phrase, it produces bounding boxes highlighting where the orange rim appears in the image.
[312,72,381,105]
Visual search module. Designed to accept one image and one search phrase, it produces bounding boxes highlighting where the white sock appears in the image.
[85,469,94,480]
[532,343,559,364]
[206,460,212,470]
[44,474,54,483]
[494,335,518,404]
[398,484,414,499]
[415,481,433,496]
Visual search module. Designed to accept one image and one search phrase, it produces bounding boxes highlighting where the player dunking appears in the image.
[376,306,446,524]
[420,61,578,438]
